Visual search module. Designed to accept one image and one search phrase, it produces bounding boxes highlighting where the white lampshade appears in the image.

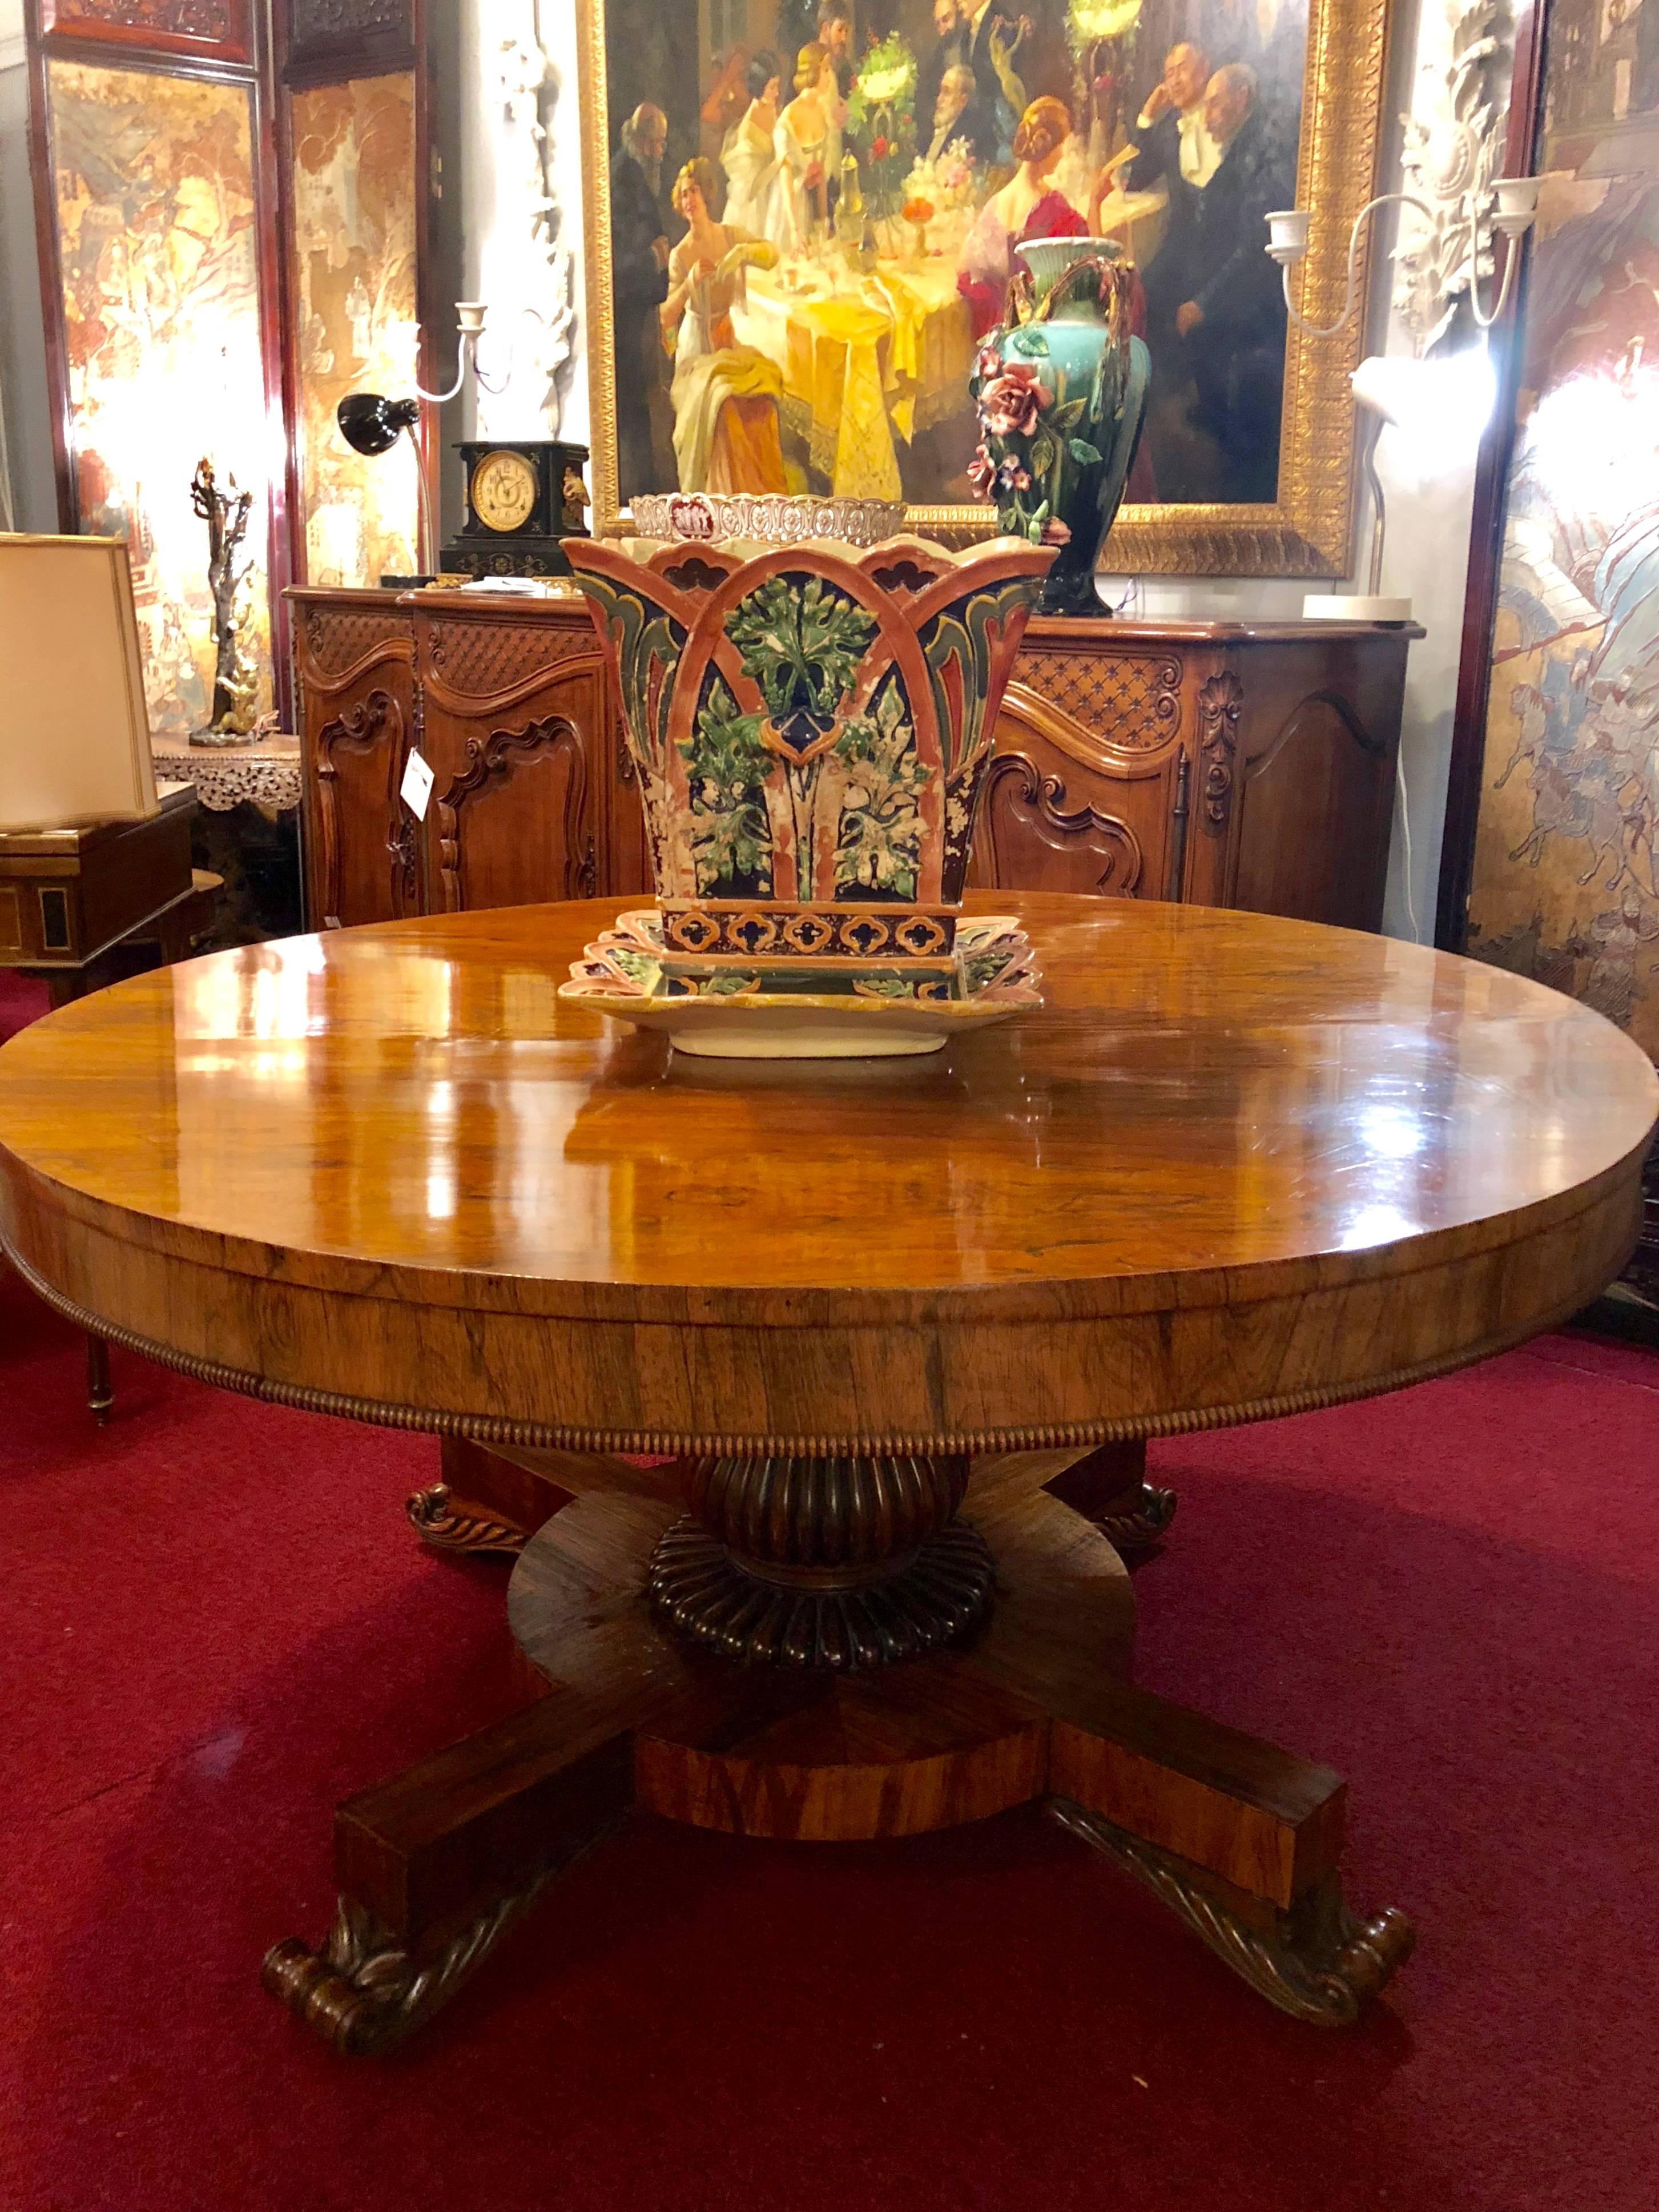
[0,535,159,830]
[1350,349,1496,459]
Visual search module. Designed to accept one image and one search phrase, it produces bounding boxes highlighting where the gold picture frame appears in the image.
[576,0,1391,576]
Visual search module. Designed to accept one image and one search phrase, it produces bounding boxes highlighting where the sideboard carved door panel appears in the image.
[414,605,609,915]
[969,684,1182,902]
[295,606,416,930]
[1228,640,1407,931]
[425,683,603,913]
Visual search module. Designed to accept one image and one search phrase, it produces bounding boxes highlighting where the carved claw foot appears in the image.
[262,1830,611,2055]
[1050,1799,1415,2024]
[405,1482,528,1557]
[1095,1481,1177,1550]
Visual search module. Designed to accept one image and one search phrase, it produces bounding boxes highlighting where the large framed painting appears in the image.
[575,0,1390,573]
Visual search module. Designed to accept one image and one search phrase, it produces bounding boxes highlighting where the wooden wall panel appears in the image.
[286,72,421,588]
[40,57,273,736]
[38,0,251,63]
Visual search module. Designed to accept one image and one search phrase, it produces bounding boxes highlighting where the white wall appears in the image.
[453,0,589,445]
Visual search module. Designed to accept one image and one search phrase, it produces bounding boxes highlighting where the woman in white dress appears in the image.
[720,50,791,257]
[957,95,1117,336]
[775,41,842,251]
[660,160,788,495]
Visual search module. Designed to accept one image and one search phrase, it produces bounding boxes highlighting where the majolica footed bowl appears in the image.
[563,532,1053,1055]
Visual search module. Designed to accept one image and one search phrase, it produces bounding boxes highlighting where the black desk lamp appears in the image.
[336,395,433,583]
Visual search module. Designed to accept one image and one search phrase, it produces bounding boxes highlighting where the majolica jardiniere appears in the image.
[564,533,1052,1040]
[563,532,1053,1053]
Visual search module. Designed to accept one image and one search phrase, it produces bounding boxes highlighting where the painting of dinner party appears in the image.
[604,0,1308,513]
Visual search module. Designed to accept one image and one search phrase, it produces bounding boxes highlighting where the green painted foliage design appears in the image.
[679,673,773,896]
[579,574,683,779]
[923,578,1038,781]
[833,673,927,899]
[726,575,877,730]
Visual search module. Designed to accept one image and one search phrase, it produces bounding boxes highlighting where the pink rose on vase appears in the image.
[979,363,1050,440]
[967,444,998,499]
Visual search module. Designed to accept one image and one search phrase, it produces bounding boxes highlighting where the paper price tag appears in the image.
[400,748,434,821]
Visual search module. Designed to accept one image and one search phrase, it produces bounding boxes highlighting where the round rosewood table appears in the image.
[2,893,1653,2054]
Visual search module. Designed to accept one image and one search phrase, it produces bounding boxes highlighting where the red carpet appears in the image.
[4,967,1659,2211]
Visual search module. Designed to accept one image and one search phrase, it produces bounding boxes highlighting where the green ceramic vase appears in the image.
[973,236,1150,617]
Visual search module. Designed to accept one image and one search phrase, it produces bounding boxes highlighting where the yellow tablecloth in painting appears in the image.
[731,259,976,501]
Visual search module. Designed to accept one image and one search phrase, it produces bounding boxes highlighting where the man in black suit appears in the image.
[610,103,670,502]
[923,61,992,165]
[1198,0,1308,131]
[1173,65,1295,500]
[917,0,969,138]
[1125,42,1217,352]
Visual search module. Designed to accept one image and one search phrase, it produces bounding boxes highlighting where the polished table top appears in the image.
[1,892,1652,1453]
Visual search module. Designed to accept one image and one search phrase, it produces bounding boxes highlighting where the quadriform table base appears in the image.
[264,1437,1413,2054]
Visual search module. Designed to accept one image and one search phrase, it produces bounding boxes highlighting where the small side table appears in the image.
[150,735,302,944]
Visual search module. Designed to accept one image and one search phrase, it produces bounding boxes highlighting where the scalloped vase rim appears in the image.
[1013,235,1129,263]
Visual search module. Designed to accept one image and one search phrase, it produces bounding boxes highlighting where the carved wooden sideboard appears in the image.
[291,588,1419,935]
[290,588,649,932]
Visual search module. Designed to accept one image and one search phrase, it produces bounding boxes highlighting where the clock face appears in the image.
[470,449,539,533]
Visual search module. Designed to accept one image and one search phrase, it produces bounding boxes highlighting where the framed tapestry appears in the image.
[575,0,1391,574]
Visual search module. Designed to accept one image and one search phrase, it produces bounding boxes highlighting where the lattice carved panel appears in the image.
[1016,653,1182,752]
[303,608,411,679]
[426,618,595,700]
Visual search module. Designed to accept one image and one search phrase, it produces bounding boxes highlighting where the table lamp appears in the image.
[1303,349,1499,622]
[336,392,433,581]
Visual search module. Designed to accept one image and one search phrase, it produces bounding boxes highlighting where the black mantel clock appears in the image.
[440,439,590,578]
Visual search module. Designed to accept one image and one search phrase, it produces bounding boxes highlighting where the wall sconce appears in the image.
[413,301,494,404]
[336,392,434,579]
[412,300,563,405]
[1265,178,1542,338]
[1264,178,1539,621]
